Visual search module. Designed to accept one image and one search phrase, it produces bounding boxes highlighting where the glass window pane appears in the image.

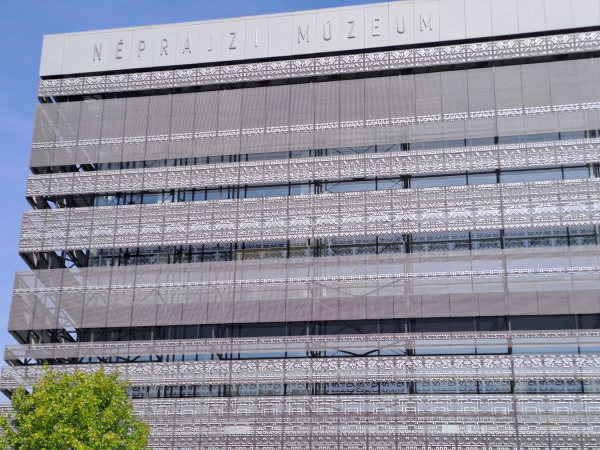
[290,150,310,159]
[420,140,447,150]
[142,193,159,204]
[497,134,521,145]
[466,137,495,146]
[560,130,586,140]
[377,178,404,190]
[375,143,400,153]
[206,189,221,200]
[325,179,376,193]
[246,153,265,161]
[467,172,497,185]
[444,139,465,148]
[106,195,119,206]
[510,315,576,331]
[413,318,474,333]
[290,184,311,196]
[246,185,289,198]
[563,166,589,179]
[410,174,466,188]
[264,151,289,160]
[501,168,562,183]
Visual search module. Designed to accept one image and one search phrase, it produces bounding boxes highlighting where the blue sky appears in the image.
[0,0,383,360]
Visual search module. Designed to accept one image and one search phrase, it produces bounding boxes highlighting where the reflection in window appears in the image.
[501,168,563,183]
[410,174,467,188]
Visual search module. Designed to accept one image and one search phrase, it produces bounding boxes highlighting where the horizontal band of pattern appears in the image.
[38,31,600,98]
[30,102,600,152]
[2,395,598,447]
[26,138,600,198]
[30,58,600,169]
[6,330,600,364]
[8,246,600,331]
[4,353,600,390]
[135,395,600,449]
[124,380,600,397]
[18,179,600,253]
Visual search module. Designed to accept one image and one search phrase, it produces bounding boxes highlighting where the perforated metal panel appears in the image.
[466,67,497,138]
[145,95,172,161]
[11,20,600,450]
[9,245,600,330]
[215,89,243,156]
[30,60,600,169]
[75,100,103,165]
[289,83,315,151]
[494,65,525,137]
[263,84,291,154]
[53,101,81,166]
[18,179,600,254]
[98,98,126,164]
[339,79,365,147]
[121,96,149,163]
[240,87,266,154]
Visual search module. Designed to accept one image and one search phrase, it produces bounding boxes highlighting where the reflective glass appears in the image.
[410,174,467,188]
[501,168,562,183]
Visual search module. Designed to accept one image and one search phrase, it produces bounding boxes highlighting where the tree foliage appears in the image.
[0,366,150,449]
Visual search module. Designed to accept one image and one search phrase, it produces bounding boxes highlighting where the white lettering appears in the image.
[93,43,102,61]
[161,38,168,55]
[348,20,356,39]
[254,30,258,47]
[208,34,213,52]
[298,25,309,43]
[138,40,146,57]
[229,32,237,50]
[372,18,380,36]
[183,36,191,54]
[115,39,123,59]
[420,13,432,31]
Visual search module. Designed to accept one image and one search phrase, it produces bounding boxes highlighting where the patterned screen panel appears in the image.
[4,353,600,390]
[18,179,600,253]
[25,138,600,198]
[8,245,600,330]
[30,59,600,168]
[2,395,599,449]
[139,395,600,450]
[5,330,600,364]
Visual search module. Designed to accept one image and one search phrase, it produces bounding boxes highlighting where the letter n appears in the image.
[93,43,102,61]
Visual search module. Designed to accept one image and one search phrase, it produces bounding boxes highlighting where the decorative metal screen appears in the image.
[6,7,600,448]
[8,245,600,331]
[25,138,600,198]
[30,59,600,168]
[18,179,600,253]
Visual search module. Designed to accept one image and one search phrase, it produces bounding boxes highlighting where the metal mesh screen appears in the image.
[18,179,600,253]
[29,60,600,168]
[98,98,126,164]
[9,245,600,330]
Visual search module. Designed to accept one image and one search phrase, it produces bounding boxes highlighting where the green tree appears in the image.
[0,366,150,450]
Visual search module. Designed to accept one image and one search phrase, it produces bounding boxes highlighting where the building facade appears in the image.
[3,0,600,448]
